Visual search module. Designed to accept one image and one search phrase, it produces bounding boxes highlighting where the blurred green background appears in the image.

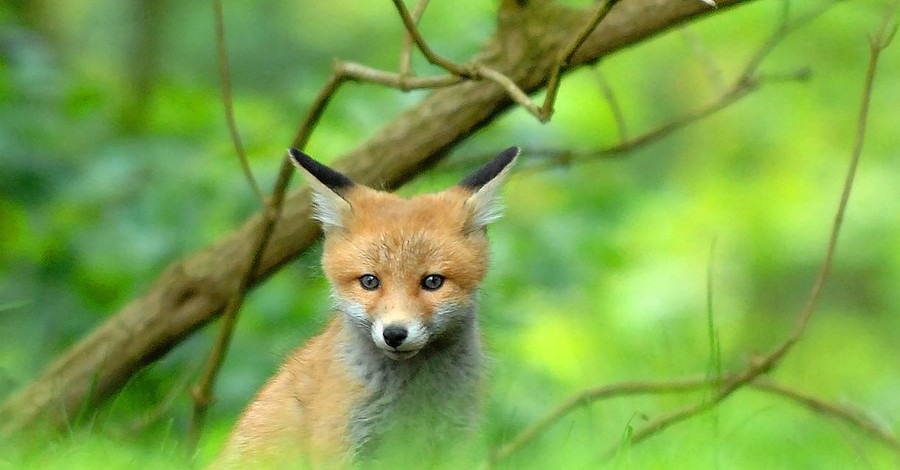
[1,0,898,468]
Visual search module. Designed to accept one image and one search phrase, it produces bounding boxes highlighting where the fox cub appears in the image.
[215,147,519,468]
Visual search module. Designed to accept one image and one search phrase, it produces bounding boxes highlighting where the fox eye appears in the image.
[421,274,445,291]
[359,274,380,291]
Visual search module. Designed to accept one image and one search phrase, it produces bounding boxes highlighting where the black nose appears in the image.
[382,325,408,348]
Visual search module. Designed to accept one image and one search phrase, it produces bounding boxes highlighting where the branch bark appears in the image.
[0,0,753,435]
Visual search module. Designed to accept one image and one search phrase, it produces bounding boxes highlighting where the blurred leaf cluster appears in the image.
[1,0,898,468]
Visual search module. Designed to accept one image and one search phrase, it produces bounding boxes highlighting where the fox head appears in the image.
[289,147,518,360]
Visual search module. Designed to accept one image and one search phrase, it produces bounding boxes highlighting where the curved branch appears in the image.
[750,380,900,453]
[391,0,474,77]
[213,0,264,205]
[486,377,711,466]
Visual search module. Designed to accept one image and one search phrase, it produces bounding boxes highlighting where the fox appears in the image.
[213,146,519,468]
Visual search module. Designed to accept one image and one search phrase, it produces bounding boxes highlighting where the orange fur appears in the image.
[215,319,363,468]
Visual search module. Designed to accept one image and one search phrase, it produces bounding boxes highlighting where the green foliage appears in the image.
[2,0,898,468]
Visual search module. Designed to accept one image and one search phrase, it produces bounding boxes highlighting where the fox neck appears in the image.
[336,303,484,456]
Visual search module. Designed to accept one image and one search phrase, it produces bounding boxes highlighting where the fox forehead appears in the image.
[321,186,490,289]
[344,186,470,231]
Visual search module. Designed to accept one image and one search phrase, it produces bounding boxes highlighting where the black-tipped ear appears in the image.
[459,146,520,190]
[459,146,519,231]
[288,148,354,232]
[289,148,355,193]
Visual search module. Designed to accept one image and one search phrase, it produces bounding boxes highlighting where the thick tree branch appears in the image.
[0,0,756,436]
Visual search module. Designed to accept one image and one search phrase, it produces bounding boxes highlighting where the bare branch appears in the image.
[337,60,461,91]
[392,0,625,124]
[539,0,621,121]
[485,377,710,467]
[486,373,900,468]
[213,0,264,206]
[593,69,628,142]
[750,379,900,453]
[680,27,726,94]
[400,0,432,76]
[516,71,763,172]
[187,67,352,449]
[737,0,836,86]
[869,1,898,51]
[473,63,543,116]
[443,67,802,177]
[522,0,828,172]
[391,0,474,77]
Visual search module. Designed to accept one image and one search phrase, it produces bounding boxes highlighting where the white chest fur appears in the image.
[340,313,484,459]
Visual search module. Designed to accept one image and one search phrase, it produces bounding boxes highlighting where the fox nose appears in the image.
[382,325,408,348]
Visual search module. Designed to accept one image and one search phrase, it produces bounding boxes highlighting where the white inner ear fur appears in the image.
[301,168,351,231]
[465,159,516,230]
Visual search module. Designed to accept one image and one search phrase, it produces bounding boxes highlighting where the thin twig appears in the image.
[680,27,726,94]
[390,0,474,77]
[337,60,462,90]
[473,64,543,116]
[515,70,765,173]
[737,0,836,87]
[522,0,832,172]
[400,0,431,76]
[445,67,808,176]
[749,379,900,453]
[213,0,264,206]
[443,68,797,176]
[391,0,622,123]
[187,52,353,460]
[539,0,621,121]
[466,0,819,167]
[487,372,900,468]
[593,69,628,142]
[486,377,711,466]
[123,372,194,435]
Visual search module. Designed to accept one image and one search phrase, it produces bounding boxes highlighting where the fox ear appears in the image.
[288,148,354,232]
[458,146,519,231]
